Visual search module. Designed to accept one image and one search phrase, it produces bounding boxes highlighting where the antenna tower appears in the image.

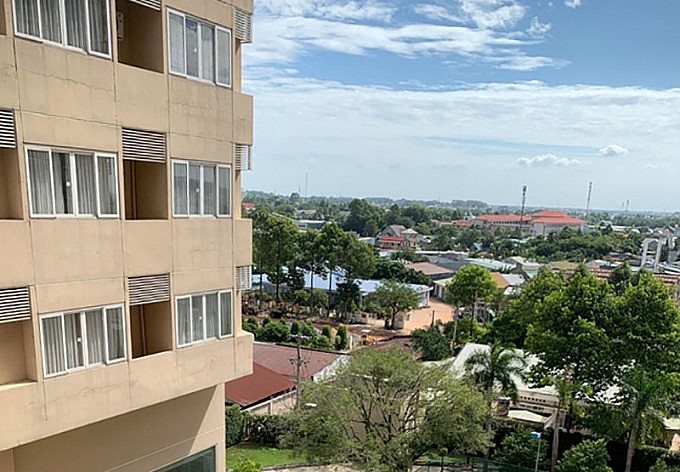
[585,181,593,217]
[519,185,527,235]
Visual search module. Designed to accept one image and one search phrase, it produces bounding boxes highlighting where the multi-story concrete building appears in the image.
[0,0,253,470]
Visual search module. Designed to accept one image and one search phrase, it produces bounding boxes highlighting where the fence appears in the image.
[414,457,547,472]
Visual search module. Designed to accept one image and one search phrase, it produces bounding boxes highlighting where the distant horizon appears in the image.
[243,188,676,216]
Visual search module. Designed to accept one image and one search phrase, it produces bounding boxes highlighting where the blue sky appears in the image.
[242,0,680,212]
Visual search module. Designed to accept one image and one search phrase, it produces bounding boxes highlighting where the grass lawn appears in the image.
[226,443,303,469]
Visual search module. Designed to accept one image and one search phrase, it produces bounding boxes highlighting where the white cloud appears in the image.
[527,17,551,38]
[599,144,629,156]
[256,0,396,22]
[644,164,660,170]
[564,0,582,8]
[458,0,527,29]
[517,153,586,167]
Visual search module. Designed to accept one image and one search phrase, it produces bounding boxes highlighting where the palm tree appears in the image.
[465,343,528,403]
[617,368,679,472]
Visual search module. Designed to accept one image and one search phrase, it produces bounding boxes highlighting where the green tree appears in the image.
[344,199,383,236]
[286,347,491,471]
[335,324,348,350]
[372,259,431,286]
[297,229,325,315]
[365,280,420,329]
[225,405,245,447]
[650,458,680,472]
[464,343,527,403]
[252,209,300,300]
[493,428,549,469]
[412,324,451,361]
[556,439,612,472]
[616,368,680,472]
[318,222,346,307]
[608,261,633,295]
[445,266,497,344]
[258,320,291,343]
[242,316,261,338]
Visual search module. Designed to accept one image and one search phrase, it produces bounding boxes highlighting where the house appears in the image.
[377,225,420,250]
[225,363,296,414]
[504,256,543,279]
[377,235,406,250]
[292,219,327,231]
[475,210,584,236]
[405,262,455,281]
[253,342,349,383]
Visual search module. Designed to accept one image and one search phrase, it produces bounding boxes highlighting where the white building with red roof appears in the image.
[474,210,584,236]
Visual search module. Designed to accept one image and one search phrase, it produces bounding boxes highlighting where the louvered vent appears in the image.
[0,109,17,149]
[122,128,166,163]
[128,274,170,306]
[0,287,30,323]
[129,0,161,10]
[235,266,252,290]
[234,9,253,43]
[234,144,252,171]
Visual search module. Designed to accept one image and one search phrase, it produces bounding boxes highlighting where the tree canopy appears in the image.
[365,280,420,329]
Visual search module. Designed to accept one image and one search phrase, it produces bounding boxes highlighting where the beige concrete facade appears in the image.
[0,0,253,470]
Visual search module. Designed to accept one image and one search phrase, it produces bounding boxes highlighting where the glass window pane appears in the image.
[220,291,232,337]
[75,153,96,215]
[173,162,188,215]
[40,0,63,43]
[52,151,74,214]
[218,166,231,216]
[64,312,84,369]
[88,0,109,55]
[168,12,185,74]
[65,0,87,49]
[41,316,66,375]
[28,149,54,215]
[205,293,218,338]
[216,28,231,86]
[97,155,118,215]
[85,309,104,364]
[176,298,191,345]
[188,164,201,215]
[185,18,199,78]
[203,165,216,216]
[200,24,214,81]
[191,295,204,342]
[154,447,216,472]
[15,0,40,37]
[105,307,125,362]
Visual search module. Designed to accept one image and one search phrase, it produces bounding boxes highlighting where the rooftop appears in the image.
[253,342,344,381]
[225,363,294,408]
[405,262,454,277]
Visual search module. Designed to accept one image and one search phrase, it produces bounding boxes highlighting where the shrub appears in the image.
[225,405,245,447]
[493,427,549,469]
[556,439,612,472]
[232,458,262,472]
[247,414,294,447]
[335,325,348,350]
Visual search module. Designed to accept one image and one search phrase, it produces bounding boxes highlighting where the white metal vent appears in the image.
[234,8,253,43]
[234,144,252,171]
[0,109,17,149]
[128,274,170,306]
[235,266,252,290]
[0,287,30,323]
[122,128,166,163]
[129,0,161,10]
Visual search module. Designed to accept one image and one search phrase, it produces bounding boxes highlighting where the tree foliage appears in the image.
[285,347,491,471]
[445,265,497,309]
[556,439,612,472]
[365,280,420,329]
[412,324,451,361]
[493,428,549,469]
[464,343,527,402]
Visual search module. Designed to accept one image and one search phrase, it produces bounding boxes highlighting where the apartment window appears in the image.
[40,305,125,377]
[176,290,232,347]
[154,447,216,472]
[26,146,118,218]
[13,0,111,57]
[172,160,231,217]
[167,9,231,87]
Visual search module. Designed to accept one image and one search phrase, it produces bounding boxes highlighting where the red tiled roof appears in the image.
[253,342,342,381]
[566,267,680,289]
[532,210,568,218]
[489,272,510,290]
[476,214,532,222]
[225,362,294,408]
[454,220,475,227]
[532,216,583,225]
[241,202,256,208]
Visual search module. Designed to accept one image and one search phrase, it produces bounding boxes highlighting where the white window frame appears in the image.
[167,8,232,88]
[25,145,119,219]
[39,303,127,378]
[175,289,233,348]
[171,159,231,218]
[11,0,112,59]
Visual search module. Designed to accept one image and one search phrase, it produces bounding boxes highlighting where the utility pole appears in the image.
[290,334,309,409]
[519,185,527,236]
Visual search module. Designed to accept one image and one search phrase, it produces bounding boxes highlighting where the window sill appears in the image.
[13,32,112,61]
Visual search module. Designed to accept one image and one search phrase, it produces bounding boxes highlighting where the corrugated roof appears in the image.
[489,272,510,290]
[253,342,343,381]
[531,210,568,218]
[225,362,294,407]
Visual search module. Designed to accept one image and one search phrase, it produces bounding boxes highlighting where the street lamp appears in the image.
[530,431,542,472]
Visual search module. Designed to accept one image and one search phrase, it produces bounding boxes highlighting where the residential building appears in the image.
[474,210,584,236]
[404,261,454,281]
[377,224,420,250]
[225,362,295,415]
[0,0,253,470]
